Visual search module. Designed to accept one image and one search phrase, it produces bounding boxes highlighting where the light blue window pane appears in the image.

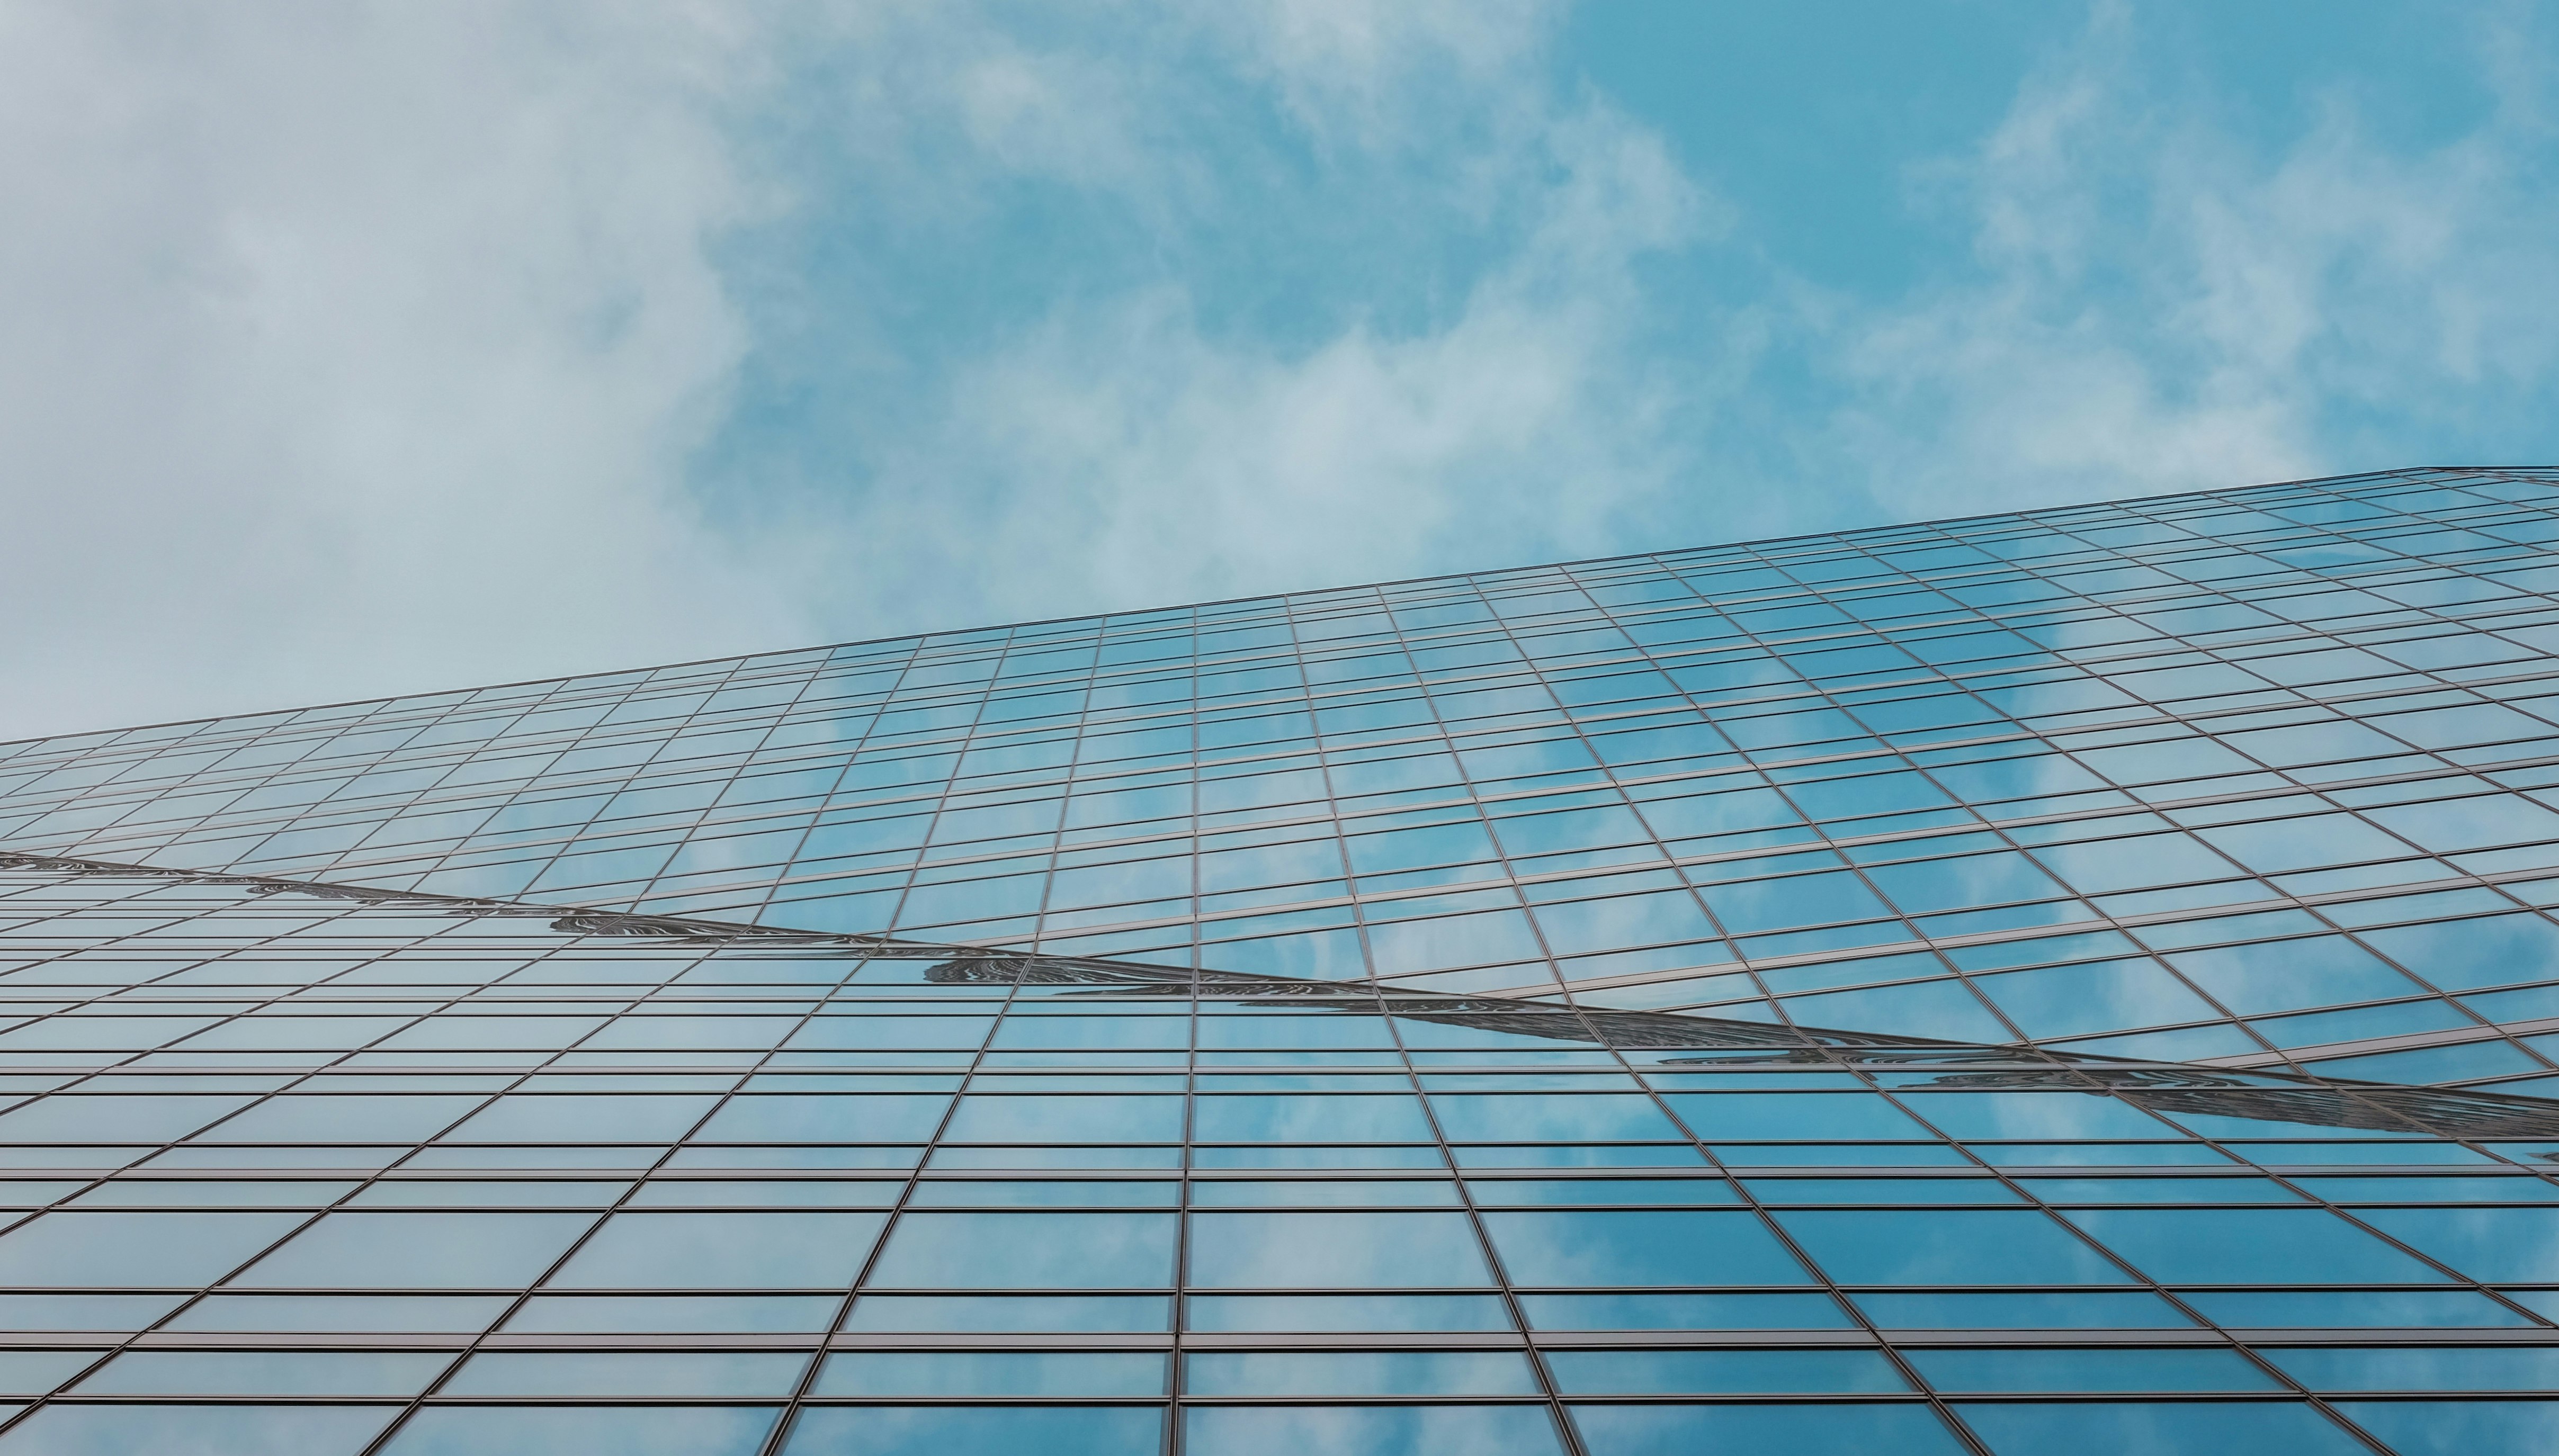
[0,1295,184,1332]
[1186,1349,1540,1396]
[2062,1208,2449,1284]
[1468,1178,1738,1206]
[1521,1292,1850,1329]
[1186,1293,1514,1332]
[1976,958,2222,1038]
[1364,911,1544,976]
[1661,1093,1927,1140]
[1184,1405,1561,1456]
[2332,1400,2559,1456]
[782,1406,1164,1456]
[2268,1345,2559,1390]
[1429,1094,1681,1143]
[506,1295,838,1332]
[842,1294,1170,1332]
[0,1211,302,1288]
[1897,1091,2173,1140]
[1528,893,1715,955]
[168,1295,509,1333]
[1546,1347,1907,1393]
[199,1095,484,1144]
[2163,936,2424,1015]
[1197,1014,1397,1049]
[384,1405,780,1456]
[239,1212,594,1289]
[867,1212,1177,1288]
[1774,1211,2128,1285]
[2358,912,2559,990]
[1854,1292,2196,1328]
[1188,1211,1492,1288]
[548,1211,884,1288]
[2029,834,2235,893]
[444,1094,718,1142]
[0,1094,254,1143]
[1569,1403,1966,1456]
[2197,813,2418,872]
[990,1016,1188,1050]
[942,1095,1184,1142]
[2184,1289,2531,1327]
[1192,1095,1432,1142]
[74,1349,449,1395]
[1954,1401,2368,1456]
[628,1179,903,1209]
[786,1019,992,1051]
[0,1404,396,1455]
[1483,1210,1809,1286]
[1909,1347,2276,1391]
[1698,872,1892,933]
[2344,1202,2559,1284]
[0,1351,97,1395]
[1862,853,2065,913]
[813,1351,1165,1397]
[443,1350,807,1396]
[692,1095,952,1141]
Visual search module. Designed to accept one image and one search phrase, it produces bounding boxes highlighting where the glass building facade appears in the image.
[0,465,2551,1452]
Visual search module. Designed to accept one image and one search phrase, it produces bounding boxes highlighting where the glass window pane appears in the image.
[865,1212,1177,1288]
[1182,1405,1562,1456]
[383,1405,780,1456]
[547,1212,887,1289]
[780,1406,1165,1456]
[1483,1210,1810,1286]
[1187,1212,1492,1288]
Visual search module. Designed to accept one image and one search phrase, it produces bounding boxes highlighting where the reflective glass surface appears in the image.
[0,468,2554,1449]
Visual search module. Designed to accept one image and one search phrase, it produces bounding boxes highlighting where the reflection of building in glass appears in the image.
[0,465,2553,1451]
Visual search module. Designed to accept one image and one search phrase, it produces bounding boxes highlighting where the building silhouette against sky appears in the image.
[0,466,2552,1452]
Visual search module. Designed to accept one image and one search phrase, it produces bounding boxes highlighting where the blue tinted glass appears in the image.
[1853,1292,2196,1328]
[1909,1348,2276,1391]
[442,1351,807,1396]
[1184,1405,1562,1456]
[1953,1401,2369,1456]
[2265,1345,2559,1390]
[1483,1210,1809,1286]
[813,1351,1165,1396]
[1520,1292,1851,1329]
[0,1405,396,1455]
[1774,1211,2127,1284]
[782,1406,1164,1456]
[0,1212,302,1288]
[547,1212,886,1288]
[384,1406,780,1456]
[74,1350,449,1395]
[1546,1347,1907,1393]
[866,1212,1177,1288]
[240,1212,593,1289]
[2357,1207,2559,1282]
[2061,1208,2449,1284]
[1188,1212,1492,1288]
[1185,1350,1540,1396]
[2331,1400,2559,1456]
[842,1294,1170,1332]
[1569,1403,1966,1456]
[1186,1293,1515,1332]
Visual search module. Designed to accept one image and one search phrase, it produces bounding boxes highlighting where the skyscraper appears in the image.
[0,465,2552,1453]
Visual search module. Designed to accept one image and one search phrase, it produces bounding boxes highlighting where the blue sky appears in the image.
[4,1,2557,736]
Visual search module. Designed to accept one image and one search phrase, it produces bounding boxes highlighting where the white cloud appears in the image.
[816,74,1718,630]
[1827,3,2559,520]
[0,2,811,740]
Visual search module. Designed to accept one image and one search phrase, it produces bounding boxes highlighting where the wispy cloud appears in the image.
[5,1,2555,741]
[1824,2,2559,518]
[0,3,808,738]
